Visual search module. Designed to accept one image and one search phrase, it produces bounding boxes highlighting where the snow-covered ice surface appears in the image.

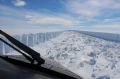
[32,31,120,79]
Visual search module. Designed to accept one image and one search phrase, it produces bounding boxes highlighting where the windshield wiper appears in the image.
[0,38,33,62]
[0,30,45,65]
[0,30,83,79]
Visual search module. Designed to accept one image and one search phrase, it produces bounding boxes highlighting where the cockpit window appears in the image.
[0,0,120,79]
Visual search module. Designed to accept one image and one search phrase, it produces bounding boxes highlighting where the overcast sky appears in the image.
[0,0,120,33]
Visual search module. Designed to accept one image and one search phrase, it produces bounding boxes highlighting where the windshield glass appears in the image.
[0,0,120,79]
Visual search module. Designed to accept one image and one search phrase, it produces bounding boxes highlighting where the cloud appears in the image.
[104,17,120,23]
[0,2,120,33]
[65,0,120,17]
[0,14,34,29]
[93,24,120,28]
[111,24,120,28]
[0,4,25,17]
[74,23,120,34]
[25,14,79,26]
[0,4,78,29]
[0,5,34,29]
[13,0,26,7]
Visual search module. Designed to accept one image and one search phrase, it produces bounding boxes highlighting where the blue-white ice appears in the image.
[1,30,120,79]
[33,31,120,79]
